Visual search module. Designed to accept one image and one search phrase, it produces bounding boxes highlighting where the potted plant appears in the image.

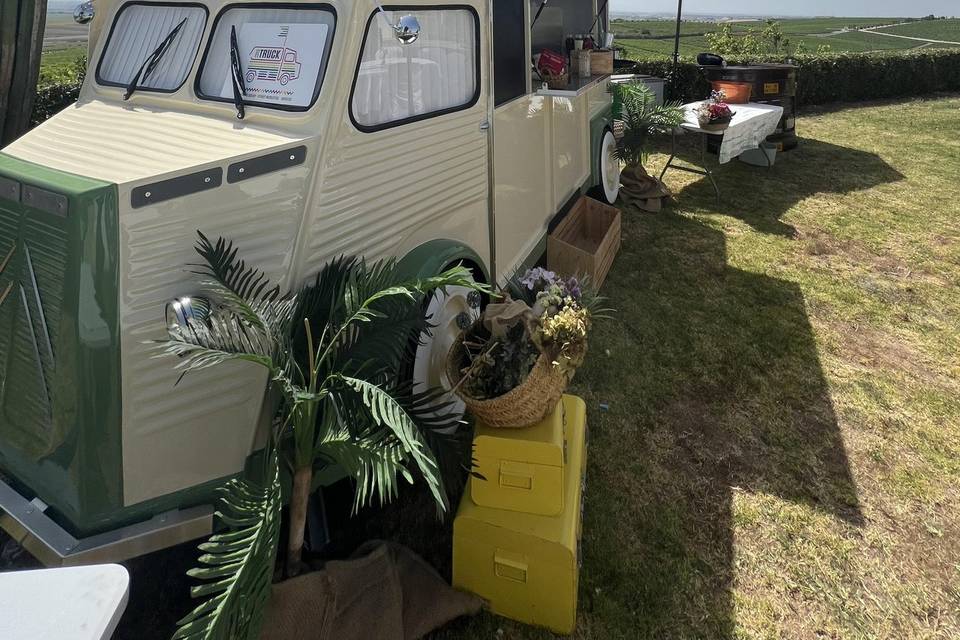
[695,89,736,132]
[447,268,606,428]
[156,233,486,639]
[609,81,685,207]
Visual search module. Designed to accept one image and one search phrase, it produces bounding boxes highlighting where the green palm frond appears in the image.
[192,235,302,361]
[152,313,277,383]
[193,232,282,305]
[172,448,282,640]
[611,81,685,167]
[334,376,446,511]
[317,429,411,511]
[333,381,470,505]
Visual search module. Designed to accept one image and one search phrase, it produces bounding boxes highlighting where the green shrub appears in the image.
[31,56,86,126]
[631,49,960,106]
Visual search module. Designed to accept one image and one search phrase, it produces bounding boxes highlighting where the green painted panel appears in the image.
[0,153,124,536]
[397,239,490,284]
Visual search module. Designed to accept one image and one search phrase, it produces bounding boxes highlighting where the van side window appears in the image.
[492,0,526,106]
[350,7,480,131]
[97,3,208,93]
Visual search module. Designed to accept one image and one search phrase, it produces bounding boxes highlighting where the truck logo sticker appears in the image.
[224,22,328,108]
[245,26,303,87]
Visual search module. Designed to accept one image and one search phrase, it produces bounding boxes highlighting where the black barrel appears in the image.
[703,64,798,151]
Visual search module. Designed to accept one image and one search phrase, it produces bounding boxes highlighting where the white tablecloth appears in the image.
[0,564,130,640]
[681,101,784,164]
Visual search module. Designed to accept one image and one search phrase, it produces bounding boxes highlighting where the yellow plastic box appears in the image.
[471,398,569,516]
[453,395,587,635]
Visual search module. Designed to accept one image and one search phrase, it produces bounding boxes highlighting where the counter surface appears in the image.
[535,73,611,98]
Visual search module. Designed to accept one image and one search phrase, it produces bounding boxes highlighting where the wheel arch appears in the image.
[397,239,490,284]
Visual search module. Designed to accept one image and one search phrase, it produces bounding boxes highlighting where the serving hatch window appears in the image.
[197,5,336,111]
[97,3,208,92]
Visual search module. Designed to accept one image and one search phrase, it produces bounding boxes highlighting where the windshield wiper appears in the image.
[230,25,247,120]
[124,18,188,100]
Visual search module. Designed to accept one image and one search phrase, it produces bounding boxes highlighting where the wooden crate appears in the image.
[590,49,614,76]
[547,196,621,288]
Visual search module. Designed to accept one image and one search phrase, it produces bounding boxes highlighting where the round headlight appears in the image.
[165,296,210,329]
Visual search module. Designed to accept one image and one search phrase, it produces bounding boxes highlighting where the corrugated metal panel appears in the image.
[119,163,311,505]
[3,101,305,185]
[304,108,488,272]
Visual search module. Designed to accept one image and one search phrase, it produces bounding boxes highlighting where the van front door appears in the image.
[305,6,490,276]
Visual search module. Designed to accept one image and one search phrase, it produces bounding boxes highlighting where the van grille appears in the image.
[0,198,68,457]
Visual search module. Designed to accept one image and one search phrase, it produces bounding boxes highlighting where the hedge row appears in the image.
[631,49,960,106]
[31,82,82,126]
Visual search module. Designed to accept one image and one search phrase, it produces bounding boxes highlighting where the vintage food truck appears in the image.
[0,0,621,565]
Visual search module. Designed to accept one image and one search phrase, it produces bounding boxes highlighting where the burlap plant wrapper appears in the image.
[260,541,481,640]
[619,164,671,210]
[481,298,535,339]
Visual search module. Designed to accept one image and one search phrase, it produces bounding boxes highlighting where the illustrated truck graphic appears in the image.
[246,45,302,85]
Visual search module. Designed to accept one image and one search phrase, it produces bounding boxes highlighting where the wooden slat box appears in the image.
[547,196,621,288]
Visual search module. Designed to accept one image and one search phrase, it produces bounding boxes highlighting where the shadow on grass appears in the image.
[574,206,864,638]
[320,202,867,639]
[659,137,905,237]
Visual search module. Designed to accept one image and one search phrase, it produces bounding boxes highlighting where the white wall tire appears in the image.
[412,279,481,427]
[599,129,621,204]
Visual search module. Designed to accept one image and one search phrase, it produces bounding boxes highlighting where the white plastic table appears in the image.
[660,101,785,201]
[0,564,130,640]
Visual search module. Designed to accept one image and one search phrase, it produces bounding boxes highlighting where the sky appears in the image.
[610,0,956,18]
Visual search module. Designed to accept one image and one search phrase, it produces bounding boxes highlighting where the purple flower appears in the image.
[565,276,582,300]
[520,267,558,291]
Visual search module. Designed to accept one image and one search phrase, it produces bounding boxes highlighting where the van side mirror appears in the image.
[394,15,421,44]
[74,1,95,25]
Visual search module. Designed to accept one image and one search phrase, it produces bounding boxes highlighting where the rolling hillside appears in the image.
[615,17,960,59]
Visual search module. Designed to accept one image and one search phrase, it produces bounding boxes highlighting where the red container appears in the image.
[538,49,567,76]
[711,80,751,103]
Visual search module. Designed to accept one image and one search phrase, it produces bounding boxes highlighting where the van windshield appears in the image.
[97,3,207,93]
[197,6,336,112]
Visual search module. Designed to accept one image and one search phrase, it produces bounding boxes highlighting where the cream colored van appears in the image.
[0,0,620,564]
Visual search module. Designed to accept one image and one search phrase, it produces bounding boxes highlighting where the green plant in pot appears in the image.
[156,233,485,639]
[610,81,685,207]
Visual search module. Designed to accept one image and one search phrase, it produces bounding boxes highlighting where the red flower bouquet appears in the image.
[695,90,735,132]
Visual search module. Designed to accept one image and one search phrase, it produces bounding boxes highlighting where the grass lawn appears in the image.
[428,95,960,638]
[875,19,960,41]
[39,44,87,85]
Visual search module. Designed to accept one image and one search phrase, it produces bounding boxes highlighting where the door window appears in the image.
[350,7,480,131]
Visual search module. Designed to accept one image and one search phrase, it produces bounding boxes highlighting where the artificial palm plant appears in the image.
[158,233,485,639]
[611,81,685,203]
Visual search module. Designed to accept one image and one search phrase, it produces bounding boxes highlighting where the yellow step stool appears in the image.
[471,398,568,516]
[453,395,587,635]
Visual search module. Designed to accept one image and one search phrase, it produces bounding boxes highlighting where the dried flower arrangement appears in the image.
[448,267,608,427]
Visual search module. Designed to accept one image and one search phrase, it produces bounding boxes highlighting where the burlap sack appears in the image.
[260,541,481,640]
[619,164,671,210]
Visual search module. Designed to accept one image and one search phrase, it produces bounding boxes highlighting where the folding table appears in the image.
[659,101,784,202]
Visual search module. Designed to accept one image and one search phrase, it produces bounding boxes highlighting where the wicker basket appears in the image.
[447,336,571,429]
[541,69,569,90]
